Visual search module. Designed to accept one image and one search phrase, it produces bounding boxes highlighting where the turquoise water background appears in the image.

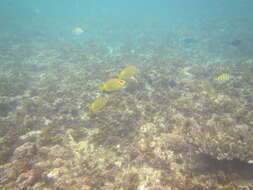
[1,0,253,43]
[1,1,253,189]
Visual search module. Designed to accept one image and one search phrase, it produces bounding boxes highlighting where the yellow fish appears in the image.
[72,27,84,35]
[118,65,139,79]
[217,73,230,81]
[99,78,126,92]
[88,97,109,114]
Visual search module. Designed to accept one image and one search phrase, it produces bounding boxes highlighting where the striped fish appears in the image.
[217,73,230,81]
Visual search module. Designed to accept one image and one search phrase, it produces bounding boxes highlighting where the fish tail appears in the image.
[117,74,122,79]
[88,109,94,116]
[99,83,105,91]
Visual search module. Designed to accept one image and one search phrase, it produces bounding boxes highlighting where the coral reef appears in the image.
[0,32,253,190]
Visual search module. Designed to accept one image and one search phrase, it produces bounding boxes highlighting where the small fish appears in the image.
[181,66,193,78]
[217,73,230,81]
[99,78,126,92]
[230,39,242,47]
[118,65,139,79]
[88,97,109,114]
[72,27,84,35]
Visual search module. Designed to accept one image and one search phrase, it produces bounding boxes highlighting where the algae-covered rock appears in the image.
[186,114,253,161]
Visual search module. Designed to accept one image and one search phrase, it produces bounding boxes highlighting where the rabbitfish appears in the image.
[118,65,139,79]
[89,97,109,113]
[99,78,126,92]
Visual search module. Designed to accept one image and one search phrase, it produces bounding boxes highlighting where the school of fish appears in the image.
[88,65,139,114]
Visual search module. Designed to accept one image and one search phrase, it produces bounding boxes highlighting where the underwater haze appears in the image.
[1,0,253,189]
